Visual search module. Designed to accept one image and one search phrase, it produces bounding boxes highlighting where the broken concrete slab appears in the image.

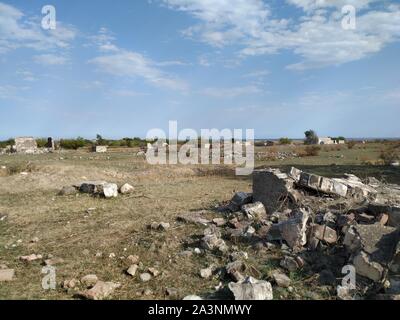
[344,224,400,282]
[81,274,98,287]
[126,264,138,277]
[279,209,309,249]
[14,137,37,154]
[253,169,301,214]
[228,276,273,300]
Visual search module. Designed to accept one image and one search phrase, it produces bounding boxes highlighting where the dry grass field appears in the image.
[0,141,399,300]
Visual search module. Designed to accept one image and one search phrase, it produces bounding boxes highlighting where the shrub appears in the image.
[60,137,90,150]
[380,149,399,165]
[304,145,321,156]
[304,130,319,145]
[279,137,292,145]
[0,138,15,148]
[347,141,357,149]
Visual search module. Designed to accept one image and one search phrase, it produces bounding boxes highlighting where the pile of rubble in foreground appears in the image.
[183,167,400,300]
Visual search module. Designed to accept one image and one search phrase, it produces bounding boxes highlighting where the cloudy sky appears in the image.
[0,0,399,139]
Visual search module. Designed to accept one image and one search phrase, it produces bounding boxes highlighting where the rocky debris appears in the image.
[280,256,304,272]
[228,192,253,212]
[271,271,291,288]
[58,186,78,196]
[126,264,138,277]
[177,212,211,225]
[201,232,228,254]
[20,254,43,262]
[79,281,120,300]
[309,224,338,245]
[212,218,226,226]
[253,168,301,213]
[81,274,99,287]
[120,183,134,194]
[0,213,7,222]
[337,285,353,300]
[279,209,309,249]
[148,221,170,231]
[228,276,273,300]
[200,266,214,279]
[291,168,377,201]
[241,202,266,220]
[344,224,400,282]
[140,273,152,282]
[368,203,400,228]
[78,181,118,198]
[0,269,15,282]
[226,260,246,282]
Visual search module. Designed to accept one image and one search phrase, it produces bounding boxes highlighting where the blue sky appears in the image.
[0,0,399,139]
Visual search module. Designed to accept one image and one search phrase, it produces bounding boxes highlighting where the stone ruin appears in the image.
[14,137,38,154]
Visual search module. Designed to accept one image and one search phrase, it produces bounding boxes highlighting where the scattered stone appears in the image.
[140,273,152,282]
[58,186,78,196]
[79,181,118,198]
[119,183,135,194]
[0,269,14,282]
[337,285,352,300]
[272,271,291,288]
[228,276,273,300]
[241,202,266,220]
[226,260,245,282]
[310,224,338,244]
[80,281,120,300]
[212,218,226,227]
[200,266,213,279]
[31,237,39,243]
[127,264,138,277]
[280,256,302,272]
[158,222,170,231]
[177,212,211,225]
[201,233,228,253]
[20,254,42,262]
[81,274,98,287]
[148,267,160,277]
[229,251,248,261]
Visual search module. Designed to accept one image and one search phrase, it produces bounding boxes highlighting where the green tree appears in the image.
[304,130,319,145]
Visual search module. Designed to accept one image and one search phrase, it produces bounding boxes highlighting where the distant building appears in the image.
[318,137,345,145]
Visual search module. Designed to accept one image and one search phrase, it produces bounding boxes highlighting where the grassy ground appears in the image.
[0,141,399,300]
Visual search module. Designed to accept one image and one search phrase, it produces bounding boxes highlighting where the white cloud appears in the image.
[0,2,76,54]
[16,70,37,82]
[34,54,69,65]
[161,0,400,69]
[201,85,262,98]
[89,50,188,91]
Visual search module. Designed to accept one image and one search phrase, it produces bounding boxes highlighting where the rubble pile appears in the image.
[180,167,400,300]
[58,182,135,198]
